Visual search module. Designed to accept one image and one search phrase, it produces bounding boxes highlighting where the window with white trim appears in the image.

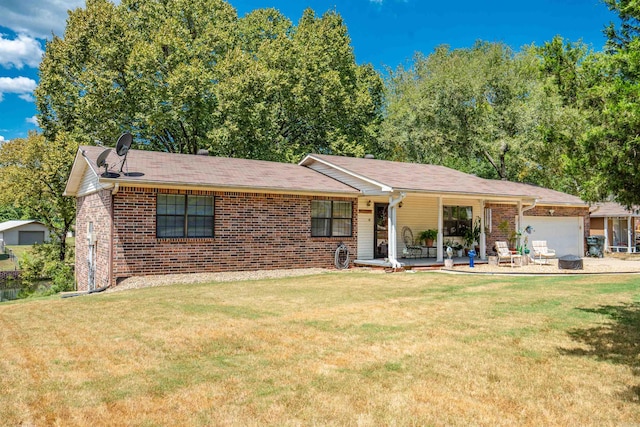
[157,194,214,238]
[311,200,353,237]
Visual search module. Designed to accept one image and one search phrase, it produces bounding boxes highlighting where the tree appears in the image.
[0,132,77,261]
[378,42,568,186]
[567,1,640,206]
[35,0,383,161]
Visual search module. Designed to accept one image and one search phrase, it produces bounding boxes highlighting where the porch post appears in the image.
[628,215,633,253]
[480,200,486,260]
[388,201,397,265]
[387,193,406,268]
[604,217,609,252]
[517,201,523,250]
[437,196,443,262]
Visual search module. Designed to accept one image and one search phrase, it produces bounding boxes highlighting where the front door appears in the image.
[374,203,389,258]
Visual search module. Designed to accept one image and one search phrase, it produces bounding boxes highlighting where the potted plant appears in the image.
[419,229,438,247]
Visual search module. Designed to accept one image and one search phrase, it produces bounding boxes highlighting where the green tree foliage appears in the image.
[570,1,640,206]
[35,0,383,161]
[378,42,568,186]
[0,132,77,261]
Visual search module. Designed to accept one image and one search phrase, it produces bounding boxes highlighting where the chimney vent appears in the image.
[197,149,209,156]
[364,154,375,159]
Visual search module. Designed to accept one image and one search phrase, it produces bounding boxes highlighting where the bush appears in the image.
[19,242,75,297]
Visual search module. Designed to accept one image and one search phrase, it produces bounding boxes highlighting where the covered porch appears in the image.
[356,192,535,269]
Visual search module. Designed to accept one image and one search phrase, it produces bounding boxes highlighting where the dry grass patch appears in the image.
[1,272,640,425]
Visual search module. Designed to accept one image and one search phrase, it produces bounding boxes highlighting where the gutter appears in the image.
[521,198,537,214]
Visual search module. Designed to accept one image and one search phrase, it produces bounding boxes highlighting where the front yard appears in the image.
[1,271,639,425]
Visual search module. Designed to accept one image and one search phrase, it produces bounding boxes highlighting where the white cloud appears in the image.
[18,93,35,102]
[0,76,37,102]
[0,0,86,39]
[0,33,44,69]
[0,135,5,142]
[25,115,38,126]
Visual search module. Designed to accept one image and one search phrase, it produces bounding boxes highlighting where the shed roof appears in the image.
[0,220,43,233]
[65,146,359,196]
[300,154,586,206]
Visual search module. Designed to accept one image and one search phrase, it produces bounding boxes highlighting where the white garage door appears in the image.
[525,217,584,257]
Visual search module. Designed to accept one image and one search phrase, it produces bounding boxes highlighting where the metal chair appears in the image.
[401,226,423,258]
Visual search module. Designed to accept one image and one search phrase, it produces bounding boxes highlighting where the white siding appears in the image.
[78,165,104,196]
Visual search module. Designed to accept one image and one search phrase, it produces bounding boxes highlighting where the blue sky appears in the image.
[0,0,616,142]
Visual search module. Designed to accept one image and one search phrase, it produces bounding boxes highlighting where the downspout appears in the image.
[387,192,406,269]
[109,183,119,289]
[520,199,537,250]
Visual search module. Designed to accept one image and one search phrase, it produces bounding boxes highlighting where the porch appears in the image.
[353,256,487,269]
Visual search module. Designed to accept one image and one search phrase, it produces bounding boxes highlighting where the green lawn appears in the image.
[1,271,639,426]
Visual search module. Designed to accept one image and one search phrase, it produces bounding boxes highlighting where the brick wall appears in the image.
[75,189,113,291]
[486,203,590,254]
[77,187,358,288]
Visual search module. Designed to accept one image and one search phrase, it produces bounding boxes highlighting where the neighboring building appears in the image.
[0,220,50,246]
[65,147,590,291]
[590,202,640,253]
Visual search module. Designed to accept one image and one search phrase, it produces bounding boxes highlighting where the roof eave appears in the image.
[95,177,360,197]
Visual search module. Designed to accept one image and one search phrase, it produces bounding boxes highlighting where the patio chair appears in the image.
[495,241,522,267]
[401,226,423,258]
[531,240,556,264]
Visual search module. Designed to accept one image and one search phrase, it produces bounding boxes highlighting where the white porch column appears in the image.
[437,196,444,262]
[517,201,523,250]
[604,217,609,252]
[628,215,633,253]
[387,193,406,268]
[480,200,486,259]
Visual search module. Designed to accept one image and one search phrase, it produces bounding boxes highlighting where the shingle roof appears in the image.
[0,220,42,233]
[69,146,359,195]
[590,202,640,217]
[303,154,586,206]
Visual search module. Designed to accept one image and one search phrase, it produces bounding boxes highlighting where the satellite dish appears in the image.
[96,148,112,169]
[116,132,132,156]
[96,148,120,178]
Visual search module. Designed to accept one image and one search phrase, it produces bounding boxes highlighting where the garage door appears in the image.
[18,231,45,245]
[525,217,584,257]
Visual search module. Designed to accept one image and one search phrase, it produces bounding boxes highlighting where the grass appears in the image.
[1,271,640,426]
[0,245,31,271]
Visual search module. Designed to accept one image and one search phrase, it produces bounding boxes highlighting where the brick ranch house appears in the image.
[65,146,589,290]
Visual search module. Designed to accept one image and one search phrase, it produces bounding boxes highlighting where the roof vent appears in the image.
[364,154,375,159]
[197,149,209,156]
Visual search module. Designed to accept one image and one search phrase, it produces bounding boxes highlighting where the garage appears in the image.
[18,231,46,245]
[525,216,584,257]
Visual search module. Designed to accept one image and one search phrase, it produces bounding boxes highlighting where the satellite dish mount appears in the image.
[96,148,120,178]
[115,132,133,174]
